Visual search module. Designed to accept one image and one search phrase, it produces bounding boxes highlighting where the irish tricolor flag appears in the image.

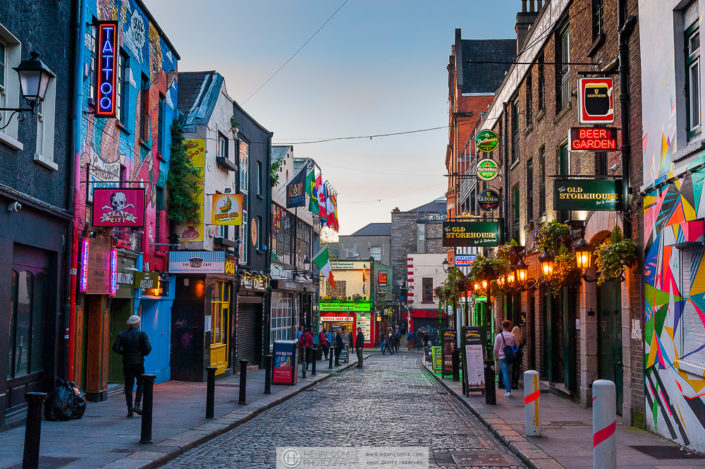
[313,246,335,288]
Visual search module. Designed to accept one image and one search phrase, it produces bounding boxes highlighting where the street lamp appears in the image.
[539,251,554,277]
[515,259,528,283]
[0,51,55,129]
[442,259,449,273]
[303,257,311,272]
[574,238,599,283]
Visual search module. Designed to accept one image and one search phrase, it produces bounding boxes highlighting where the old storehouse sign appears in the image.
[554,178,621,211]
[442,221,500,247]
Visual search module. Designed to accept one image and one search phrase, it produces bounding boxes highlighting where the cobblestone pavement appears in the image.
[164,353,526,469]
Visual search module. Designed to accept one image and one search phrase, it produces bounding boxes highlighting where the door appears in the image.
[109,299,132,383]
[542,287,551,380]
[142,300,172,383]
[237,302,261,366]
[561,287,577,392]
[597,279,623,413]
[209,281,230,375]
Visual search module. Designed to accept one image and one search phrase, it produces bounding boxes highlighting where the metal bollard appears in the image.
[264,354,272,395]
[140,374,156,444]
[22,392,47,469]
[206,366,216,419]
[593,380,617,469]
[311,346,317,376]
[301,346,307,379]
[238,360,248,405]
[452,348,460,382]
[484,361,496,405]
[523,370,541,436]
[329,346,334,369]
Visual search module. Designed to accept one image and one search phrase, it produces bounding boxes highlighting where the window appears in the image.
[0,29,23,144]
[88,24,97,105]
[272,205,292,264]
[8,270,46,378]
[156,186,164,250]
[257,161,263,196]
[295,218,312,270]
[592,0,604,39]
[157,94,166,155]
[525,73,533,125]
[558,142,570,222]
[270,292,296,344]
[218,132,228,159]
[537,51,545,111]
[511,99,520,163]
[680,247,705,368]
[538,146,546,216]
[33,74,56,168]
[526,158,534,221]
[422,278,434,303]
[370,246,382,261]
[240,210,248,264]
[416,223,425,253]
[556,25,570,112]
[116,51,128,125]
[686,22,701,138]
[209,281,230,349]
[140,74,149,141]
[239,140,249,193]
[512,184,520,241]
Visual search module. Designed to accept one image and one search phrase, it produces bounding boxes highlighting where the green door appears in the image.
[561,287,576,392]
[109,299,132,383]
[542,287,552,381]
[597,280,623,413]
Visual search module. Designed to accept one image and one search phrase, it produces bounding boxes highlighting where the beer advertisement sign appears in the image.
[477,159,500,181]
[554,178,621,211]
[578,77,614,124]
[476,130,499,152]
[442,221,501,247]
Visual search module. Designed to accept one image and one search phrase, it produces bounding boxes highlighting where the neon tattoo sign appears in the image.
[110,248,118,296]
[96,22,118,117]
[80,239,89,292]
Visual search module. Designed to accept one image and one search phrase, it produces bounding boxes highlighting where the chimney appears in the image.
[516,0,539,54]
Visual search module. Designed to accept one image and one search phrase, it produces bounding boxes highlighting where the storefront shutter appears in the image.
[237,303,260,365]
[680,247,705,368]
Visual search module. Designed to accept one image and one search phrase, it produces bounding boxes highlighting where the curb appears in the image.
[104,356,367,469]
[421,361,565,469]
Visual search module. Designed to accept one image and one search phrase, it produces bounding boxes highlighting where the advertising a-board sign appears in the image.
[272,341,298,385]
[476,130,499,152]
[442,330,456,377]
[554,178,621,211]
[476,158,500,181]
[442,221,501,247]
[432,346,442,374]
[578,78,614,124]
[569,127,619,151]
[477,189,500,212]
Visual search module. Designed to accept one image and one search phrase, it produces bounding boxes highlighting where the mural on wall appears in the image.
[643,153,705,451]
[78,0,178,271]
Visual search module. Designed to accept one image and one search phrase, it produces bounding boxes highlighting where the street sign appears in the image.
[442,221,501,247]
[577,78,614,124]
[569,127,619,151]
[477,159,500,181]
[476,130,499,152]
[554,178,621,211]
[477,189,500,212]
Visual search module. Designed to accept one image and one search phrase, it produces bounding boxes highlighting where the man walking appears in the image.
[334,328,344,366]
[319,327,328,360]
[299,327,313,370]
[112,315,152,418]
[355,327,365,368]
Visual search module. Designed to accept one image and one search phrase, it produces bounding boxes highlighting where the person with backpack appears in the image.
[112,315,152,417]
[407,330,414,351]
[298,327,313,370]
[511,326,524,390]
[493,320,519,398]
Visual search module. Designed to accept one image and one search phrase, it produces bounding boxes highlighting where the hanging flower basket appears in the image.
[468,255,511,281]
[534,220,571,256]
[548,248,581,295]
[594,227,638,285]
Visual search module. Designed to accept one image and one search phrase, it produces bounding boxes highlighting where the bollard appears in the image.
[22,392,47,469]
[593,380,617,469]
[311,346,317,376]
[264,354,272,395]
[329,346,334,369]
[206,366,216,419]
[484,361,496,405]
[140,374,156,444]
[301,346,307,379]
[524,370,541,436]
[452,348,460,382]
[238,360,248,405]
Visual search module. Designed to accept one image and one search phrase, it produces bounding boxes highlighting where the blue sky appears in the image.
[145,0,519,235]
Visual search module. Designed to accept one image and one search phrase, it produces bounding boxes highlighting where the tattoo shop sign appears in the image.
[553,178,621,211]
[442,221,501,247]
[92,188,145,227]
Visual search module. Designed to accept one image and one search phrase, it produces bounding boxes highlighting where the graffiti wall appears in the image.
[78,0,178,272]
[640,0,705,451]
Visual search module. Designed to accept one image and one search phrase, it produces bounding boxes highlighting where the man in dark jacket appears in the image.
[355,327,365,368]
[112,315,152,417]
[334,328,344,366]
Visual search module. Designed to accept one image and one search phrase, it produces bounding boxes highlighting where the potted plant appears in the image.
[594,226,638,285]
[534,220,571,256]
[231,116,240,138]
[548,244,581,295]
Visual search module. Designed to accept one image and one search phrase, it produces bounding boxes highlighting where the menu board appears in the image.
[272,341,297,385]
[432,346,442,374]
[465,344,485,388]
[442,330,456,376]
[358,314,371,341]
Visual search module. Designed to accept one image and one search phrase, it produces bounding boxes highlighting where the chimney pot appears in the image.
[529,0,535,12]
[522,0,527,12]
[537,0,543,9]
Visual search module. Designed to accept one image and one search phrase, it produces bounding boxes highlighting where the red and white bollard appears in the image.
[592,379,617,469]
[523,370,541,436]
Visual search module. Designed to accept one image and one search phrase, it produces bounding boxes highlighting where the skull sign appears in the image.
[104,192,135,212]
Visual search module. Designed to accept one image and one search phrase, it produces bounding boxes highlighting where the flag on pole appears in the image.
[326,184,336,228]
[331,192,339,232]
[313,246,335,288]
[317,174,327,222]
[306,166,318,214]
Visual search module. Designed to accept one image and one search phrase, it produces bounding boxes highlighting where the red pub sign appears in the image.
[569,127,619,151]
[577,77,614,124]
[92,188,145,227]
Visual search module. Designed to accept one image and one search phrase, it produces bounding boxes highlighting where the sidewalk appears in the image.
[0,355,365,469]
[422,361,705,469]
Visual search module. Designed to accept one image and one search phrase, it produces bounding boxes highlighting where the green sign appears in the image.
[476,158,499,181]
[432,346,442,374]
[476,130,499,152]
[319,300,374,312]
[442,221,501,247]
[553,178,621,211]
[134,272,159,290]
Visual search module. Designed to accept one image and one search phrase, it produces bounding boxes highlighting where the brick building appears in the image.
[474,0,644,425]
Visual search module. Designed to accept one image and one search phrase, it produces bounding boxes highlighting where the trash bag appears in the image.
[44,379,86,421]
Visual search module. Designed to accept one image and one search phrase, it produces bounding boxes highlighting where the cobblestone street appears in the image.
[165,353,525,468]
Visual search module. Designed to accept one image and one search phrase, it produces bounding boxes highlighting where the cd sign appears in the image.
[476,130,499,152]
[477,189,500,212]
[477,159,500,181]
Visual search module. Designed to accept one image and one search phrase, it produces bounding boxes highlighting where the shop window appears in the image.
[270,292,295,344]
[422,277,433,303]
[680,247,705,368]
[8,270,45,378]
[210,281,230,347]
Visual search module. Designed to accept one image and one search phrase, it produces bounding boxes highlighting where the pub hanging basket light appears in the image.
[539,251,554,277]
[575,238,593,270]
[515,259,528,283]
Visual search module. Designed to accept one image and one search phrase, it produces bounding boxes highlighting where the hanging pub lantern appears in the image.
[575,239,593,270]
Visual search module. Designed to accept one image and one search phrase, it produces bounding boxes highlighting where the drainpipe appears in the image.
[618,0,637,238]
[502,102,509,243]
[66,0,86,381]
[263,132,273,365]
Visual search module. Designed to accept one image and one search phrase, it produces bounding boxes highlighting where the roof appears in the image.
[177,71,223,131]
[135,0,181,60]
[272,146,292,163]
[460,39,515,94]
[410,196,446,213]
[351,223,391,237]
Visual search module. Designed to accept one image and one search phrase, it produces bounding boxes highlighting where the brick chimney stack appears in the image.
[516,0,540,54]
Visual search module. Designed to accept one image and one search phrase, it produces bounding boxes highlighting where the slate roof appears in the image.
[177,71,223,131]
[352,223,391,237]
[272,145,292,163]
[410,197,446,213]
[460,40,515,94]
